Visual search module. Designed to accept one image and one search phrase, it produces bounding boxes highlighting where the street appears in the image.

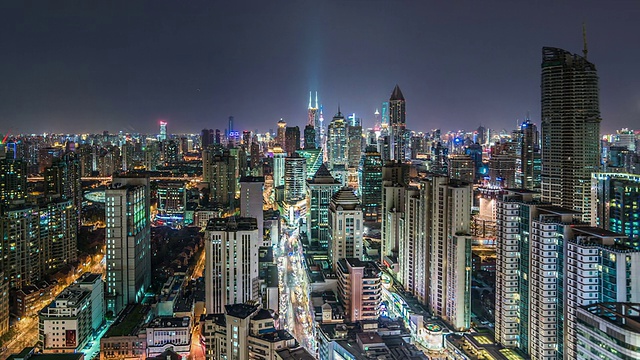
[276,228,316,354]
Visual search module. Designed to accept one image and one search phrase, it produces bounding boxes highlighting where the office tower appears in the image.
[591,173,640,249]
[308,91,321,148]
[157,181,186,219]
[326,110,348,169]
[347,124,362,168]
[430,141,448,175]
[0,157,27,206]
[205,150,238,208]
[76,144,95,177]
[448,154,475,184]
[284,126,300,155]
[303,124,316,150]
[239,176,265,245]
[515,120,541,190]
[477,125,487,145]
[105,175,151,315]
[425,177,472,331]
[159,121,167,141]
[121,141,134,171]
[44,155,82,221]
[360,146,383,223]
[272,145,286,188]
[144,142,161,171]
[564,228,640,359]
[39,286,93,353]
[204,217,260,314]
[389,85,406,161]
[541,46,601,222]
[336,258,381,322]
[284,152,307,205]
[0,206,41,289]
[381,162,409,261]
[328,188,363,271]
[577,303,640,360]
[378,135,391,163]
[0,273,7,338]
[250,138,263,175]
[39,198,77,274]
[296,147,323,179]
[277,119,287,146]
[306,164,341,248]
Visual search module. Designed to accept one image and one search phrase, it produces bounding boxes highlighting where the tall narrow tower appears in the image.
[540,46,601,221]
[389,85,406,161]
[309,91,321,148]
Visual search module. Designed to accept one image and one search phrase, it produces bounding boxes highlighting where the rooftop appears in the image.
[206,216,258,232]
[76,273,101,284]
[105,304,150,337]
[7,347,84,360]
[148,316,190,329]
[275,347,316,360]
[225,303,258,319]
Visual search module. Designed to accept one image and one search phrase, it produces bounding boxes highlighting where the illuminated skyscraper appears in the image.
[306,164,341,248]
[159,121,167,141]
[303,124,316,150]
[360,147,383,223]
[277,119,287,147]
[389,85,406,161]
[328,187,363,271]
[591,172,640,249]
[515,119,541,190]
[284,126,300,155]
[326,109,348,169]
[308,91,321,148]
[105,175,151,315]
[541,46,601,222]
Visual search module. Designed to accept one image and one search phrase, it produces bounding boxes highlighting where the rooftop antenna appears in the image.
[582,22,588,59]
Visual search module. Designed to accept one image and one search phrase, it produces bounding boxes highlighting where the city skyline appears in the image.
[1,1,639,134]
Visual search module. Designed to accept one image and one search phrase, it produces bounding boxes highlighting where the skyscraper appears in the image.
[326,110,348,169]
[105,175,151,315]
[306,164,341,248]
[204,217,260,314]
[591,172,640,249]
[540,46,601,222]
[303,124,316,150]
[239,176,265,245]
[284,152,307,205]
[159,121,167,141]
[360,147,383,223]
[284,126,300,155]
[389,85,406,162]
[328,188,363,271]
[515,119,541,190]
[277,119,287,146]
[308,91,321,148]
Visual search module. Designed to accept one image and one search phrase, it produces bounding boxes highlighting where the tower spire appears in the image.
[308,91,312,109]
[315,91,318,109]
[582,22,588,60]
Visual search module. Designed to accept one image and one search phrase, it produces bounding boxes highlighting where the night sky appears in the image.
[1,1,639,135]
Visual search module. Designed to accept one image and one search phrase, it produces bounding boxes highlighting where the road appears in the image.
[276,228,316,354]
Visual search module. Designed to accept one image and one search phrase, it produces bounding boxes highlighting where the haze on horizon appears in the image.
[1,0,639,135]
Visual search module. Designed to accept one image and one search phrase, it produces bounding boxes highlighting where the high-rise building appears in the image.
[39,287,93,353]
[272,146,287,188]
[336,258,381,323]
[205,150,238,208]
[360,146,383,223]
[277,119,287,146]
[105,175,151,315]
[540,46,601,222]
[283,152,307,205]
[306,164,341,248]
[515,119,541,190]
[448,154,475,184]
[0,158,27,206]
[159,121,167,141]
[389,85,406,161]
[0,206,41,289]
[347,125,362,168]
[303,124,316,150]
[381,162,409,262]
[425,177,472,331]
[239,176,265,245]
[204,217,259,314]
[591,172,640,249]
[326,110,348,170]
[309,91,321,149]
[328,188,363,271]
[39,198,77,274]
[284,126,300,155]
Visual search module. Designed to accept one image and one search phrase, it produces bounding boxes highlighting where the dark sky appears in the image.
[1,1,639,135]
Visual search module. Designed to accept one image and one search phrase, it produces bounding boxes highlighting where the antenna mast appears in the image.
[582,22,588,59]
